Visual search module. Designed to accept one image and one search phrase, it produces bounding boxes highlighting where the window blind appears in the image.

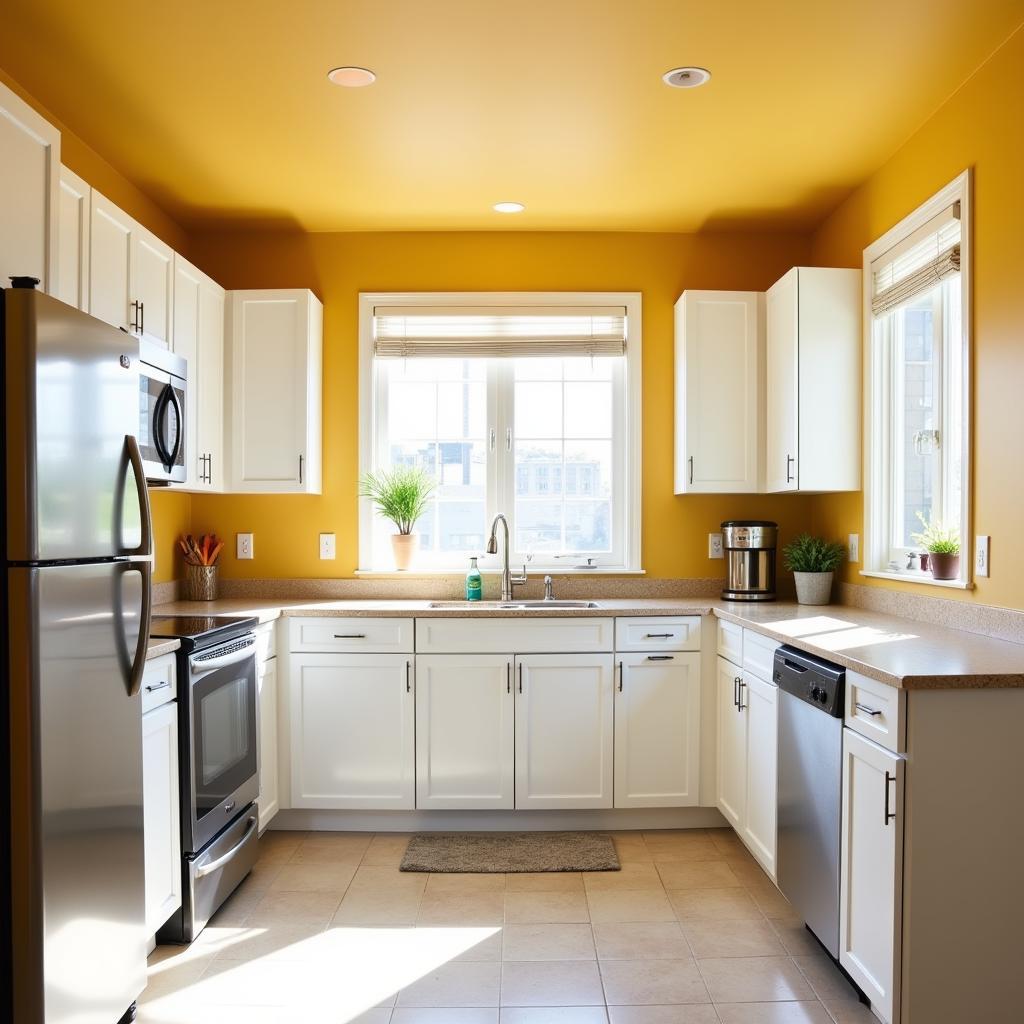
[871,202,961,317]
[373,304,627,358]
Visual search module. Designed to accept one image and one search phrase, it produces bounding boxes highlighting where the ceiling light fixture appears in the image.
[327,66,376,88]
[662,66,711,89]
[493,202,525,214]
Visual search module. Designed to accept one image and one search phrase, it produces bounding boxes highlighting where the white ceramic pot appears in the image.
[794,570,834,606]
[391,533,418,571]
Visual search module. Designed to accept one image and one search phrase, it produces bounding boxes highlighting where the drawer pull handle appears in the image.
[644,633,673,639]
[733,675,741,708]
[333,634,367,639]
[647,655,674,661]
[737,678,746,712]
[884,771,897,825]
[855,702,882,717]
[144,680,171,693]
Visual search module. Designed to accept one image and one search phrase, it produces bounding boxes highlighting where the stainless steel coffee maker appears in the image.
[721,520,778,601]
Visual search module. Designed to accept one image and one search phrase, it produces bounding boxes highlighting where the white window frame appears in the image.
[357,291,643,574]
[862,170,972,588]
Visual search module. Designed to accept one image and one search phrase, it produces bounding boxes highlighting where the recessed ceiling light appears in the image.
[493,202,525,214]
[662,66,711,89]
[327,66,376,88]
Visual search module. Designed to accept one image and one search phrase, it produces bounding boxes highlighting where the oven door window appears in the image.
[192,661,257,821]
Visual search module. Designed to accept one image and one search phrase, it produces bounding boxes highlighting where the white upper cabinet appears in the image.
[227,289,323,493]
[88,190,134,331]
[0,81,60,295]
[172,254,225,490]
[675,290,764,493]
[56,166,90,310]
[765,267,861,492]
[132,224,174,348]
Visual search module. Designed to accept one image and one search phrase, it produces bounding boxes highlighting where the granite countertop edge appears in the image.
[146,637,181,659]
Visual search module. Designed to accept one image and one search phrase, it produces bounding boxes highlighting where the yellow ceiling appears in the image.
[2,0,1021,232]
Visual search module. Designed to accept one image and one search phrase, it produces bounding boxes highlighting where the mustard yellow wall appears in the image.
[188,230,817,579]
[809,26,1024,610]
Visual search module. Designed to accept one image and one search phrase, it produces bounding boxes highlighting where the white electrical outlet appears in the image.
[237,533,254,560]
[708,532,724,559]
[975,535,990,577]
[319,533,336,560]
[848,533,860,563]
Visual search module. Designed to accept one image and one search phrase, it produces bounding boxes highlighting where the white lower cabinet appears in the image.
[515,653,614,810]
[716,656,746,829]
[257,656,279,830]
[839,728,903,1024]
[415,654,514,810]
[615,652,701,808]
[142,700,181,936]
[289,653,414,809]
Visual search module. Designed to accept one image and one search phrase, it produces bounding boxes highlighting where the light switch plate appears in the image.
[708,532,724,559]
[848,533,860,563]
[975,534,990,577]
[319,533,336,560]
[237,533,254,560]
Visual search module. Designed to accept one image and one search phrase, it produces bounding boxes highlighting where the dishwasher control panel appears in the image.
[773,645,845,717]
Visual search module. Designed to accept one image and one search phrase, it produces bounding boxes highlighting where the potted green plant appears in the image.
[359,466,435,570]
[911,512,960,580]
[783,533,846,605]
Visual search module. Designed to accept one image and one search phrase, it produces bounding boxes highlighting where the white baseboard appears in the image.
[268,806,727,833]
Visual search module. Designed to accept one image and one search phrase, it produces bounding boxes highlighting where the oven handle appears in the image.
[190,638,256,676]
[194,815,257,879]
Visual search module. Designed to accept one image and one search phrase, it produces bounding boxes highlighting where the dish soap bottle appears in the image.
[466,556,482,601]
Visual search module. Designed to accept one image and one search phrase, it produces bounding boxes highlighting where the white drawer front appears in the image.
[254,621,277,662]
[742,628,780,681]
[717,619,743,666]
[844,669,906,753]
[289,616,414,653]
[141,653,176,714]
[615,616,702,653]
[416,616,613,654]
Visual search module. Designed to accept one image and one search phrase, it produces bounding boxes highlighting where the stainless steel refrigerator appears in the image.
[2,280,153,1024]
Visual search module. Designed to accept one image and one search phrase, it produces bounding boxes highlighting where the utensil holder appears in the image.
[183,564,219,601]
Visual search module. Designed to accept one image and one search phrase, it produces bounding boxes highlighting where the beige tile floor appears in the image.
[139,829,877,1024]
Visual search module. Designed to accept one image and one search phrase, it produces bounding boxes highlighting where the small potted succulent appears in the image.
[911,513,960,580]
[783,533,846,605]
[359,465,435,571]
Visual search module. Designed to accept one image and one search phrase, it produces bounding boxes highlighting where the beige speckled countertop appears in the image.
[146,637,180,659]
[152,596,1024,690]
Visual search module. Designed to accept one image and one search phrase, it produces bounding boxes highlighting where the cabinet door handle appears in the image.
[737,677,746,711]
[130,299,141,333]
[884,770,896,825]
[688,455,694,485]
[406,660,411,693]
[733,675,740,708]
[786,454,795,484]
[855,702,882,717]
[618,661,623,692]
[298,453,304,484]
[207,452,213,485]
[644,633,673,639]
[140,300,145,336]
[518,662,523,694]
[144,680,170,693]
[647,655,674,661]
[507,662,511,694]
[334,633,366,639]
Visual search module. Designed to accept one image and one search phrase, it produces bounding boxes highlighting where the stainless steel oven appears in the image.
[139,338,186,484]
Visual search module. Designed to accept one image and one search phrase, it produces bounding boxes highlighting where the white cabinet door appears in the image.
[742,672,778,877]
[257,657,279,831]
[142,702,181,935]
[227,289,323,493]
[716,656,746,829]
[88,190,133,331]
[675,290,763,494]
[172,255,202,487]
[0,81,60,295]
[840,729,903,1024]
[765,269,799,493]
[515,653,614,809]
[415,654,514,810]
[132,226,174,348]
[615,652,701,808]
[289,653,414,809]
[56,166,90,310]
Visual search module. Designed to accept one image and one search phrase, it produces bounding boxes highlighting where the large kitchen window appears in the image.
[359,294,642,572]
[865,172,971,586]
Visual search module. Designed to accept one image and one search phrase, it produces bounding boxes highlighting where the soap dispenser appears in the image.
[466,556,482,601]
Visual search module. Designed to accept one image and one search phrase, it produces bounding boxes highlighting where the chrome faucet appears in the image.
[486,514,527,601]
[543,575,555,601]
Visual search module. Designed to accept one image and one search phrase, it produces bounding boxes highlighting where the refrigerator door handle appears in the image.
[113,558,153,697]
[125,434,154,558]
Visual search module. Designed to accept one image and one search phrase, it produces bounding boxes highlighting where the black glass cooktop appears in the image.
[150,614,258,651]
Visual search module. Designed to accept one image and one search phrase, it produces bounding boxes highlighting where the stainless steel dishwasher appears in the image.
[774,644,846,958]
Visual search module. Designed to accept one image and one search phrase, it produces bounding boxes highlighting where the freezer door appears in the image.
[4,287,143,561]
[7,563,148,1024]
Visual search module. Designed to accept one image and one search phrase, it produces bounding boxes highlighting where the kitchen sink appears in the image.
[427,600,600,610]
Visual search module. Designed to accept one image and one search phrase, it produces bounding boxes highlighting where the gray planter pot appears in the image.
[794,571,834,606]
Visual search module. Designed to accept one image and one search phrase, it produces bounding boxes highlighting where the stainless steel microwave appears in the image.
[139,339,187,484]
